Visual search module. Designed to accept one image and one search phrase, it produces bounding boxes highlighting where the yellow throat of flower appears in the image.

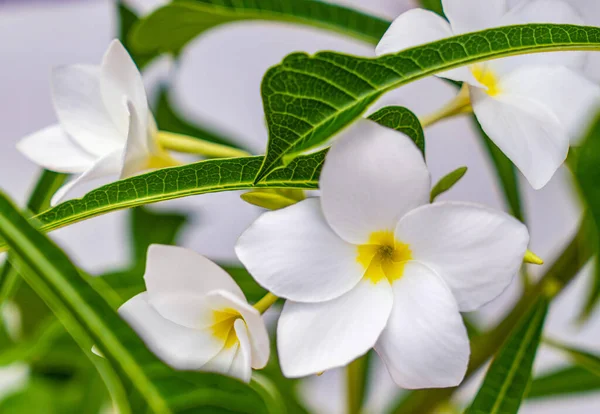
[357,231,412,284]
[471,65,501,96]
[211,308,241,349]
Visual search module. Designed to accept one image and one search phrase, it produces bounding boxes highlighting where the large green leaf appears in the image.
[256,23,600,181]
[466,299,549,414]
[528,366,600,399]
[0,190,268,414]
[131,0,390,57]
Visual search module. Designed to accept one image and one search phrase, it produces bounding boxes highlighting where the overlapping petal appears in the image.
[236,198,364,303]
[278,279,393,378]
[395,202,528,312]
[228,320,252,383]
[375,262,469,389]
[320,120,430,245]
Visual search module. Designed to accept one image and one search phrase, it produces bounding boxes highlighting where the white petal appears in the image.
[443,0,507,34]
[320,119,430,244]
[204,290,270,370]
[100,40,149,140]
[120,100,151,179]
[203,341,239,377]
[492,0,586,75]
[395,202,528,312]
[118,293,223,370]
[375,262,469,389]
[52,65,124,156]
[471,86,568,189]
[375,8,479,85]
[499,66,600,144]
[17,125,95,173]
[228,320,252,383]
[236,198,364,303]
[278,279,393,378]
[144,245,245,329]
[50,150,122,206]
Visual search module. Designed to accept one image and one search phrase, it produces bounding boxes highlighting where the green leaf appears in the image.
[430,166,467,202]
[545,338,600,378]
[367,106,425,154]
[117,1,155,69]
[256,23,600,181]
[0,190,268,414]
[466,299,549,414]
[420,0,444,16]
[131,0,390,57]
[528,366,600,399]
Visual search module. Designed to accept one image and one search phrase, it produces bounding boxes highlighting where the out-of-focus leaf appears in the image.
[545,339,600,378]
[117,1,154,69]
[466,299,549,414]
[368,106,425,154]
[430,166,467,202]
[0,191,269,414]
[528,366,600,399]
[420,0,444,16]
[131,0,390,57]
[250,373,288,414]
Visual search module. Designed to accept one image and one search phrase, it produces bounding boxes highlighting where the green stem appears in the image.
[156,131,251,159]
[253,292,279,314]
[419,83,472,128]
[347,355,368,414]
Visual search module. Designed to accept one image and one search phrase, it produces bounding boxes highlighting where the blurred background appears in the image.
[2,0,600,412]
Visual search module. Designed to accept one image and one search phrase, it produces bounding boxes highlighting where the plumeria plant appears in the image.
[3,0,600,413]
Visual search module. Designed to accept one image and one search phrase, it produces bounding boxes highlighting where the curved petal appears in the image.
[203,341,239,377]
[395,202,528,312]
[50,149,122,206]
[120,100,150,179]
[236,198,364,303]
[278,279,393,378]
[471,87,568,189]
[228,320,252,383]
[52,64,124,156]
[499,66,600,144]
[17,124,95,173]
[100,40,149,140]
[118,293,223,370]
[375,262,469,389]
[443,0,507,34]
[204,290,270,370]
[144,245,245,329]
[320,119,430,245]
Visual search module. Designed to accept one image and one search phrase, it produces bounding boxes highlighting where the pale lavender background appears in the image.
[0,0,600,412]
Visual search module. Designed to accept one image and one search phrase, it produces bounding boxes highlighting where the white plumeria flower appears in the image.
[235,120,529,389]
[118,245,270,383]
[376,0,600,189]
[17,39,177,205]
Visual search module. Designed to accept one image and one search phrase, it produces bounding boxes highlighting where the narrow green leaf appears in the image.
[131,0,390,56]
[545,338,600,378]
[0,191,268,414]
[528,366,600,399]
[368,106,425,154]
[466,299,549,414]
[430,166,467,202]
[256,23,600,181]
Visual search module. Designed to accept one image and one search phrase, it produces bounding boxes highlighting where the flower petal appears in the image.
[17,125,95,173]
[204,290,270,370]
[52,65,124,156]
[320,119,430,244]
[278,278,393,378]
[471,86,568,189]
[118,293,223,370]
[499,65,600,143]
[375,8,479,85]
[236,198,364,303]
[144,245,245,329]
[228,320,252,383]
[375,262,469,389]
[443,0,507,34]
[203,341,239,377]
[50,150,122,206]
[395,202,528,312]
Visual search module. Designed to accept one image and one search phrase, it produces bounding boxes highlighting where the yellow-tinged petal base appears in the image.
[471,64,502,96]
[211,308,241,349]
[357,231,412,284]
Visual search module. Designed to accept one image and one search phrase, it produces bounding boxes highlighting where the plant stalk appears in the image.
[253,292,279,314]
[347,354,368,414]
[419,83,472,128]
[156,131,251,159]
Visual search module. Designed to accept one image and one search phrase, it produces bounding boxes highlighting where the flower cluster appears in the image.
[15,0,597,389]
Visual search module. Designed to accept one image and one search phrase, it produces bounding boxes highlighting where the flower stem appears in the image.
[347,355,368,414]
[419,83,472,128]
[253,292,279,314]
[156,131,251,159]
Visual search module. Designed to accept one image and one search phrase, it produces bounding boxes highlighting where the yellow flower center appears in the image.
[471,65,501,96]
[357,231,413,284]
[210,308,241,349]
